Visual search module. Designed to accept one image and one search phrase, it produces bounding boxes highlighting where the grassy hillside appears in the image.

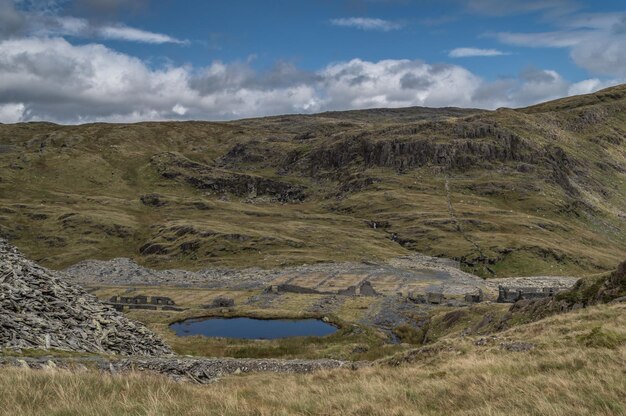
[2,302,624,415]
[1,86,625,277]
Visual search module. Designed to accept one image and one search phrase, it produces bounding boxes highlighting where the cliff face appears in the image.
[152,152,306,202]
[0,85,625,276]
[288,130,534,173]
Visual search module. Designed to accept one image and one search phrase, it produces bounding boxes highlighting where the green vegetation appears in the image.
[1,86,625,277]
[577,326,626,349]
[89,286,406,360]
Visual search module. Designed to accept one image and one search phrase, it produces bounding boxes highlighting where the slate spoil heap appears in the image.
[0,239,171,356]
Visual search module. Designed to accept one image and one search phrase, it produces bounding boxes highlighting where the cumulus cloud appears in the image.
[0,37,192,122]
[319,59,480,109]
[0,103,25,123]
[470,68,568,108]
[449,47,507,57]
[330,17,403,31]
[0,36,614,124]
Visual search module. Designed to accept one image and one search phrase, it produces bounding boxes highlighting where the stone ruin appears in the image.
[406,289,484,305]
[107,294,183,311]
[0,239,171,356]
[267,280,379,297]
[338,280,378,296]
[464,289,484,303]
[406,291,446,304]
[497,286,560,303]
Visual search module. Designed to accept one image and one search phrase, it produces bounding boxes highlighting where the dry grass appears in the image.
[1,304,624,416]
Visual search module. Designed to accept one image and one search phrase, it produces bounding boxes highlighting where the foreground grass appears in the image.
[2,304,624,416]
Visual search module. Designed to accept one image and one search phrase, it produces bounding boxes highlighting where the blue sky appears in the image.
[1,0,625,123]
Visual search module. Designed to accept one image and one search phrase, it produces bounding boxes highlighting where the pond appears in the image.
[170,317,338,340]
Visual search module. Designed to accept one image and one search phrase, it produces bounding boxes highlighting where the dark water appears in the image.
[170,317,337,339]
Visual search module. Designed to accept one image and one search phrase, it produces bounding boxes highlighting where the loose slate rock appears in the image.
[0,239,171,356]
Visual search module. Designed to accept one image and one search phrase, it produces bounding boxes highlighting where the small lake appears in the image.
[170,317,338,340]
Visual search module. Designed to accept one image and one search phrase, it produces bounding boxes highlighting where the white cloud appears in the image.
[493,14,626,78]
[0,4,186,44]
[567,78,618,96]
[0,37,617,124]
[97,24,187,44]
[319,59,480,109]
[30,15,187,44]
[494,30,588,48]
[570,32,626,77]
[449,47,507,57]
[0,103,25,123]
[172,104,187,116]
[329,17,402,31]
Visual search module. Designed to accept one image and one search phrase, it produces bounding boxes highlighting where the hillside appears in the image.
[1,86,625,277]
[2,299,624,415]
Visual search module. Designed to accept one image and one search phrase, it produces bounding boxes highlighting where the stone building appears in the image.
[497,286,558,303]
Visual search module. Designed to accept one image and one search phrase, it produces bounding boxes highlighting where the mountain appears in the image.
[0,86,625,277]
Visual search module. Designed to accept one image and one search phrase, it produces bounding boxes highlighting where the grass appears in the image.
[1,303,624,416]
[89,285,405,360]
[1,85,625,277]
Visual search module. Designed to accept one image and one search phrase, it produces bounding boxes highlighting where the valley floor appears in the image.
[2,303,624,416]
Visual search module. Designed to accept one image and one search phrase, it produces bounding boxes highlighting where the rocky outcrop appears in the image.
[284,130,538,174]
[0,239,171,356]
[151,152,306,202]
[217,141,281,168]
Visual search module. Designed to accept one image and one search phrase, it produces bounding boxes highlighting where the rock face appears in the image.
[284,130,537,174]
[0,239,171,356]
[151,152,306,202]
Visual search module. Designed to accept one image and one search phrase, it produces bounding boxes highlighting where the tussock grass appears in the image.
[1,304,624,416]
[1,342,623,415]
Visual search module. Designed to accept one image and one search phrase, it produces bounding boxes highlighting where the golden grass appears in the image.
[1,304,624,416]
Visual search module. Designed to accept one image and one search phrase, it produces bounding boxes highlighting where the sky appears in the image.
[0,0,625,123]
